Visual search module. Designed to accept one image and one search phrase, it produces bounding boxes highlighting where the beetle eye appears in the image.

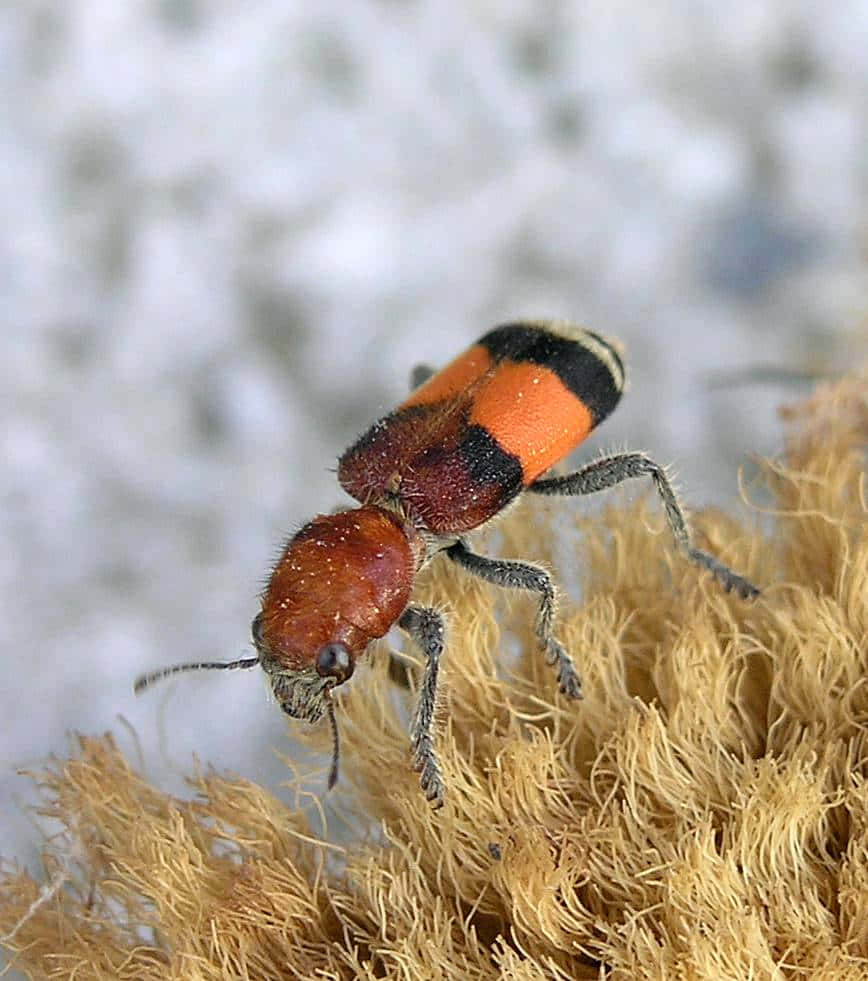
[316,643,354,684]
[251,612,266,648]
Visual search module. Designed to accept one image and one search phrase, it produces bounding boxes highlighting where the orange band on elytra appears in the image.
[401,344,494,409]
[469,360,594,484]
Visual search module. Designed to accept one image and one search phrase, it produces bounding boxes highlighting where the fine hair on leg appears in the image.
[529,451,759,598]
[445,540,582,699]
[399,605,446,808]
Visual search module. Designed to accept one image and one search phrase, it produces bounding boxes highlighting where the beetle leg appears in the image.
[399,605,446,808]
[445,541,582,699]
[409,363,436,390]
[529,452,759,599]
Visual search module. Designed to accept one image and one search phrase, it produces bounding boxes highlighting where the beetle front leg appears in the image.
[399,604,446,808]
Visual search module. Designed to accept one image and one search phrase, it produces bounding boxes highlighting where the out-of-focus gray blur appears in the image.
[2,1,866,880]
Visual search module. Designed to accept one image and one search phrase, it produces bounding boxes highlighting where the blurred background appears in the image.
[2,0,866,882]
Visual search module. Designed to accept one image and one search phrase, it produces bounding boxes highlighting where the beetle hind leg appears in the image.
[529,452,759,599]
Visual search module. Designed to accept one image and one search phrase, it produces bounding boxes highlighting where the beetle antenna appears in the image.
[134,656,261,695]
[326,697,341,790]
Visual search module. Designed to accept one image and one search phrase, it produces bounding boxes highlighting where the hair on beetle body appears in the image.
[135,320,760,808]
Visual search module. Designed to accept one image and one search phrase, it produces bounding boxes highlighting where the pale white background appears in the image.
[2,0,866,914]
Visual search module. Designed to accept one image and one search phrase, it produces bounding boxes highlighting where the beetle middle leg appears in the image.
[445,540,582,700]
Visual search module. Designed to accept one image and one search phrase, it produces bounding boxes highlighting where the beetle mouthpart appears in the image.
[269,669,332,724]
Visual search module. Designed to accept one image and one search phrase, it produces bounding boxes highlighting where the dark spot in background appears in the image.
[513,30,557,77]
[298,28,362,104]
[155,0,205,35]
[769,36,821,91]
[60,128,136,291]
[49,321,99,369]
[167,169,222,220]
[547,99,585,147]
[239,280,312,369]
[702,199,817,299]
[24,4,68,76]
[64,129,127,191]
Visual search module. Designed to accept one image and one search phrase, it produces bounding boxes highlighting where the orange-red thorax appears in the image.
[259,506,420,670]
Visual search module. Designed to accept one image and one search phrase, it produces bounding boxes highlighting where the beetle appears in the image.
[135,321,758,806]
